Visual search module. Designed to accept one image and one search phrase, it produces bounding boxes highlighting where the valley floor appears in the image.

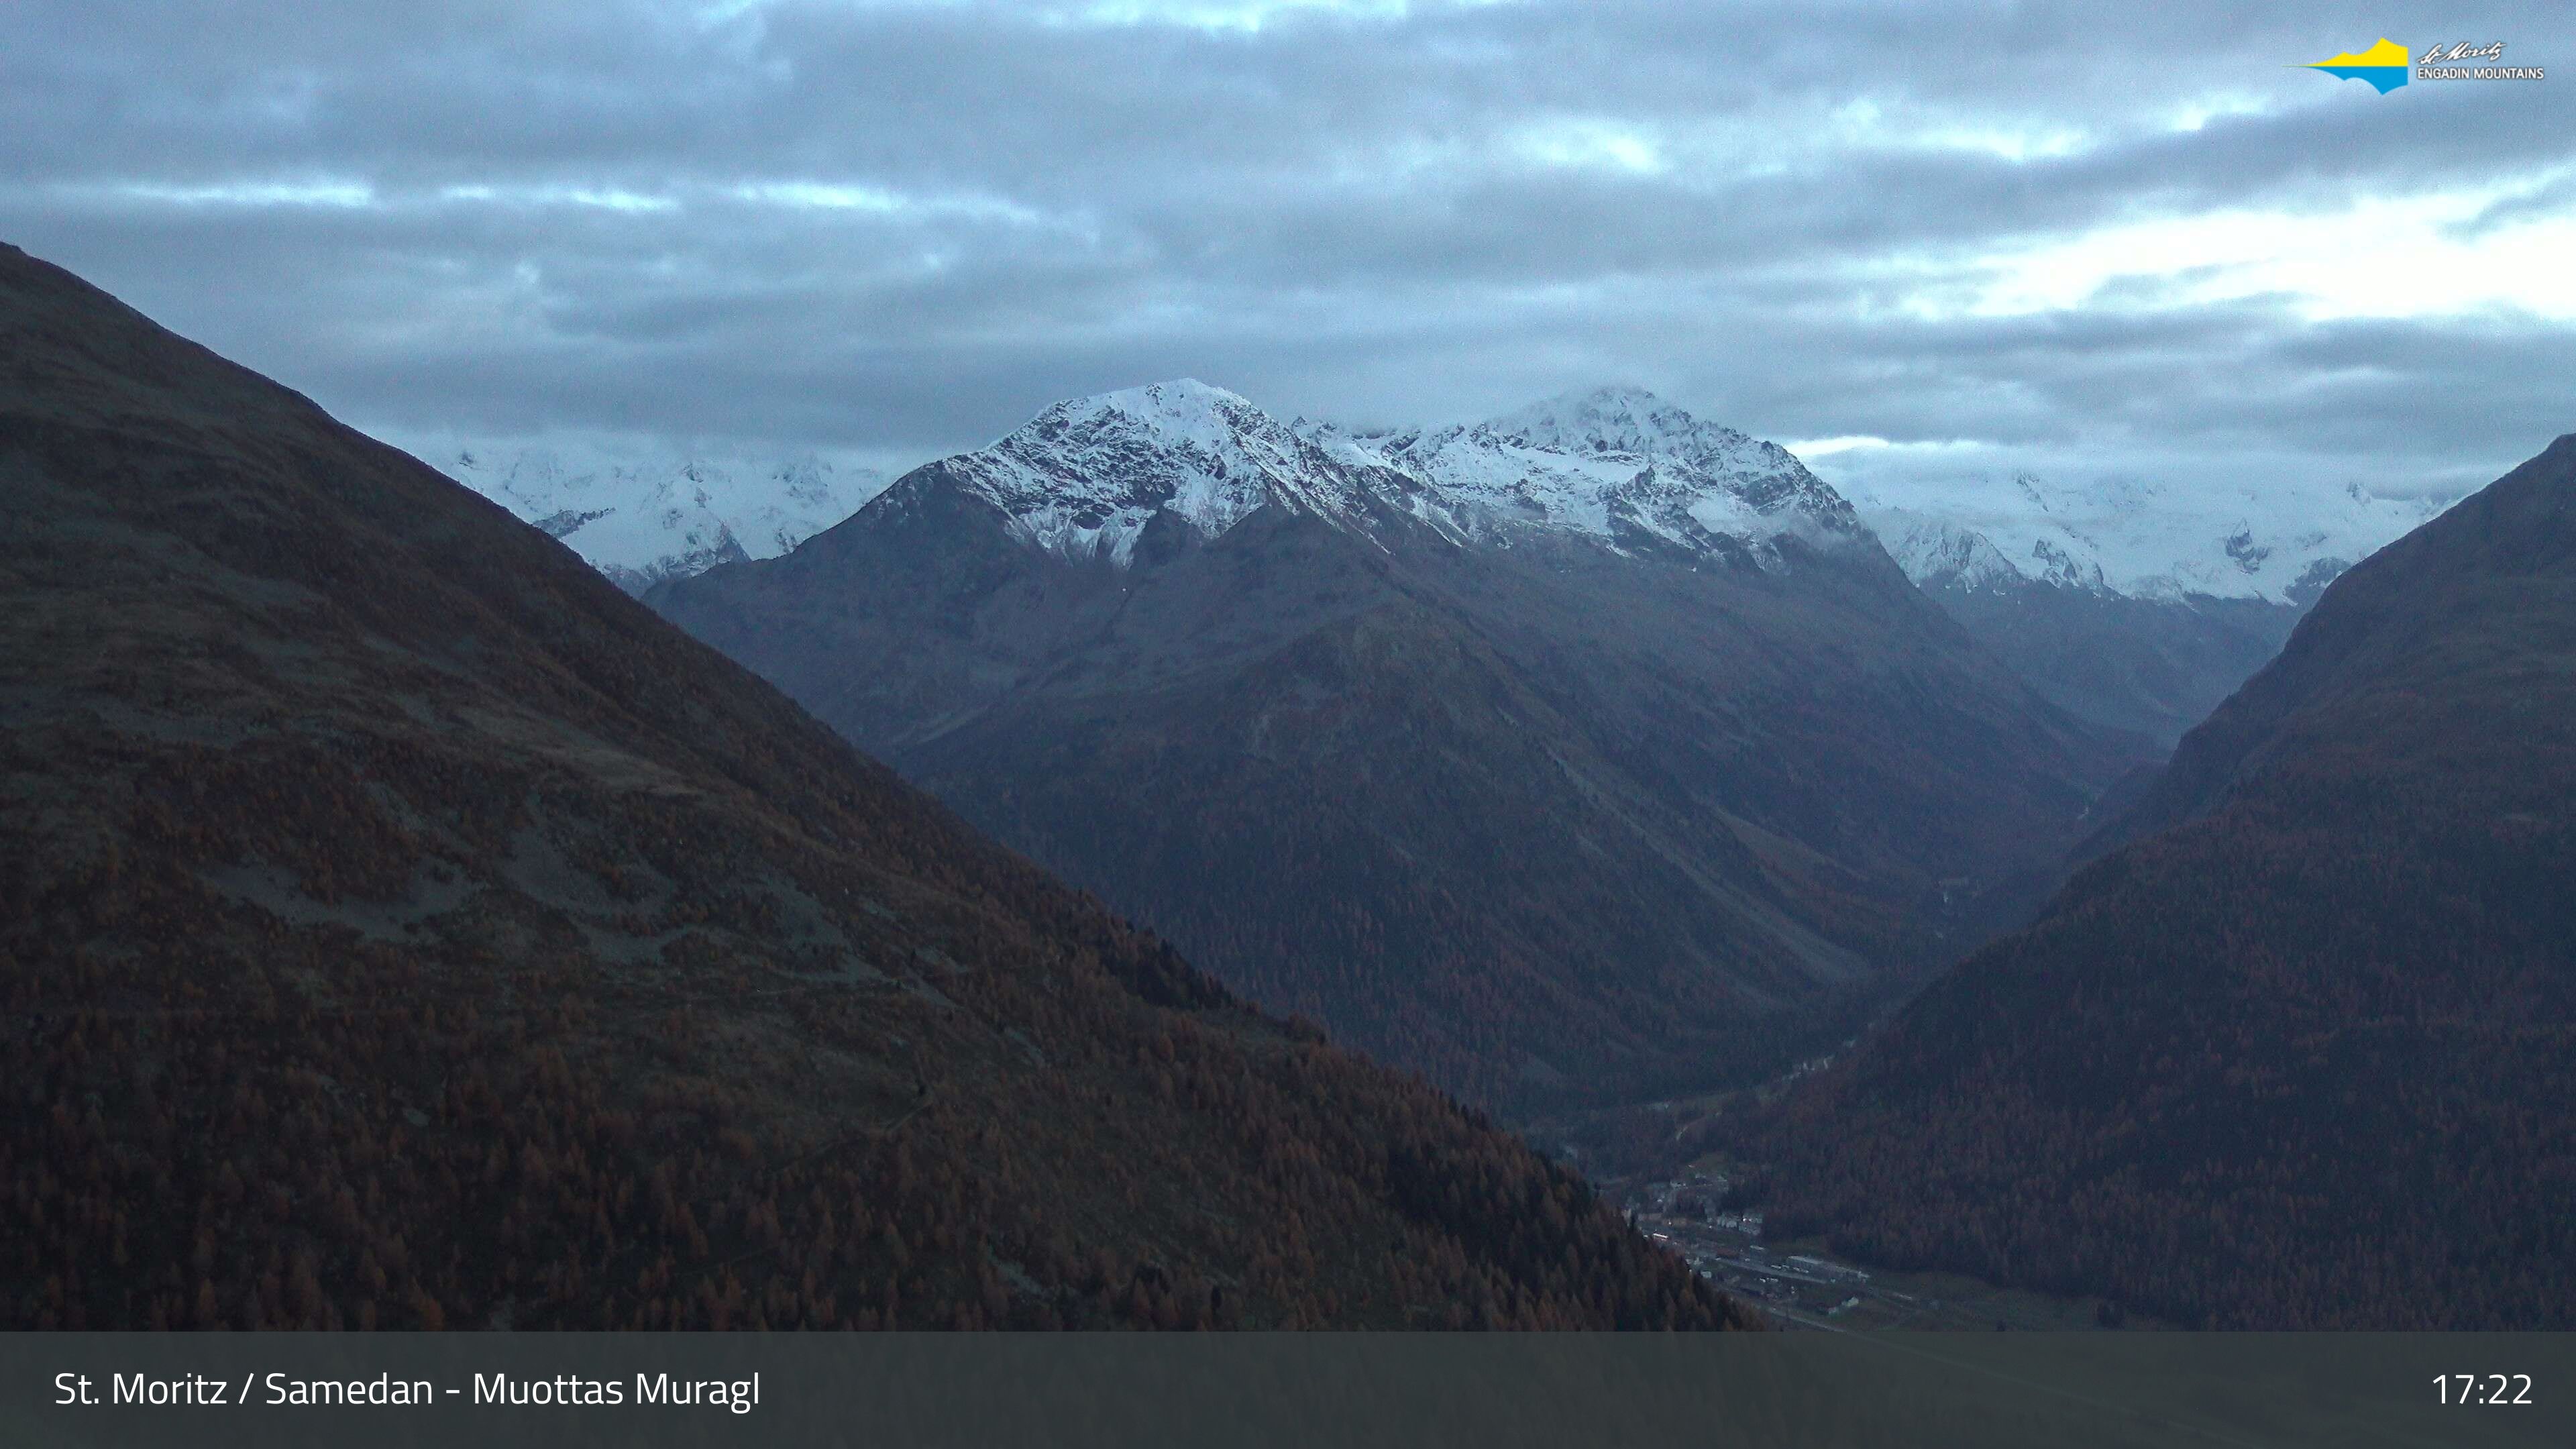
[1556,1048,2172,1332]
[1624,1178,2168,1332]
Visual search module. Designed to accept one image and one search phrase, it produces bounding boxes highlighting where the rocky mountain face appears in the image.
[433,445,884,594]
[1853,472,2458,745]
[0,243,1744,1332]
[1731,435,2576,1328]
[651,380,2143,1113]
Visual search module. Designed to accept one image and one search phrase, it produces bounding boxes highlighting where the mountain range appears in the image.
[426,387,2459,753]
[0,241,1741,1331]
[1728,433,2576,1328]
[651,379,2142,1113]
[429,404,2455,751]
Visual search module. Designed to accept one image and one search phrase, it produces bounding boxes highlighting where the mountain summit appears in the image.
[1483,383,1738,455]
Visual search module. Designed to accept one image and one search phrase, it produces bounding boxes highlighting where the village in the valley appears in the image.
[1625,1173,2151,1332]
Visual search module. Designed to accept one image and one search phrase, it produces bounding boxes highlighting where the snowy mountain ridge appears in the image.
[432,446,885,594]
[1855,470,2459,606]
[933,379,1866,570]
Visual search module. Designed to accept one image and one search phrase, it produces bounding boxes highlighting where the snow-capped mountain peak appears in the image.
[932,378,1393,564]
[1883,521,2028,595]
[1479,384,1760,468]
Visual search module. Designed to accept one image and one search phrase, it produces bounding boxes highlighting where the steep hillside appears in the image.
[1733,435,2576,1328]
[0,243,1743,1331]
[653,382,2139,1112]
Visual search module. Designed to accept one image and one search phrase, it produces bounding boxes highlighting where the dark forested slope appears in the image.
[0,243,1742,1331]
[1735,435,2576,1328]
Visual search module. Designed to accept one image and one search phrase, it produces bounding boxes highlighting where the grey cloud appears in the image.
[2447,169,2576,238]
[0,0,2568,498]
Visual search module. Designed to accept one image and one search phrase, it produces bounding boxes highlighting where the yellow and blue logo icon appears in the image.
[2302,38,2410,93]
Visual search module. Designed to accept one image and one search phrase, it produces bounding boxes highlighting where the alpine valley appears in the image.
[1729,434,2576,1328]
[651,380,2147,1113]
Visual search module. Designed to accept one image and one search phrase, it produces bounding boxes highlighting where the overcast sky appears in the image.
[4,1,2569,499]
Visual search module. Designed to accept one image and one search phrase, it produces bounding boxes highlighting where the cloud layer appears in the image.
[3,1,2568,497]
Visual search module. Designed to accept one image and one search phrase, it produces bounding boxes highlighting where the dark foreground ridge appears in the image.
[1733,433,2576,1328]
[0,241,1743,1330]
